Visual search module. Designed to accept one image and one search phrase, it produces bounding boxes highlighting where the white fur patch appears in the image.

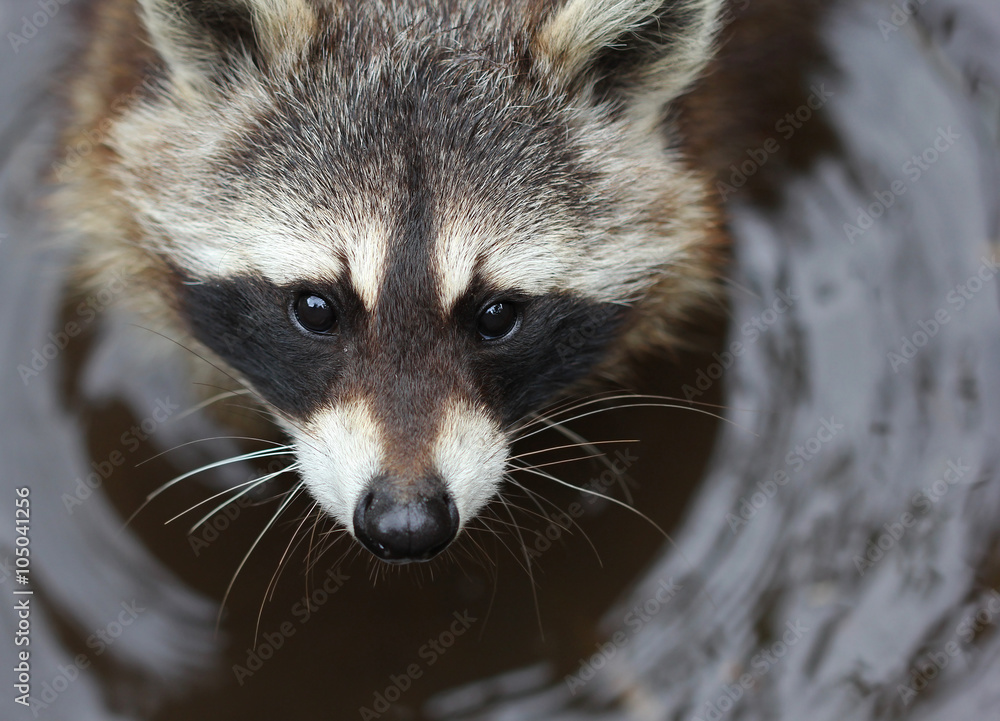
[340,218,391,312]
[288,397,507,537]
[434,217,570,308]
[287,398,385,532]
[127,198,390,309]
[431,108,714,309]
[114,94,391,308]
[432,399,508,529]
[289,397,507,537]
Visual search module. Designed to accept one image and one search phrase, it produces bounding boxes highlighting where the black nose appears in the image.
[353,479,459,564]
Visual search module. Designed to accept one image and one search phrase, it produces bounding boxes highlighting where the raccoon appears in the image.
[58,0,734,565]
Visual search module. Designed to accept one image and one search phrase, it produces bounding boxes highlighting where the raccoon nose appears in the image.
[353,479,459,564]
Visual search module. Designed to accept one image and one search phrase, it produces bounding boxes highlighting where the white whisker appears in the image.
[508,438,638,461]
[171,389,253,423]
[136,437,292,467]
[122,447,295,529]
[497,493,544,639]
[219,482,307,630]
[185,463,301,533]
[517,401,755,445]
[516,464,718,612]
[521,416,636,503]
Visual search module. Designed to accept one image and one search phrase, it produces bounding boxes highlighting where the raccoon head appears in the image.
[110,0,723,563]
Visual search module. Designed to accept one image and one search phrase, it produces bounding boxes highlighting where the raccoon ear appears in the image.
[138,0,316,93]
[536,0,722,113]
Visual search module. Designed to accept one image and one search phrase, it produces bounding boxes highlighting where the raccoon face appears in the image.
[113,0,722,563]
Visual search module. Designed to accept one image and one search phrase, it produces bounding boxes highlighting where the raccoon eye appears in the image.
[477,301,519,341]
[294,293,337,335]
